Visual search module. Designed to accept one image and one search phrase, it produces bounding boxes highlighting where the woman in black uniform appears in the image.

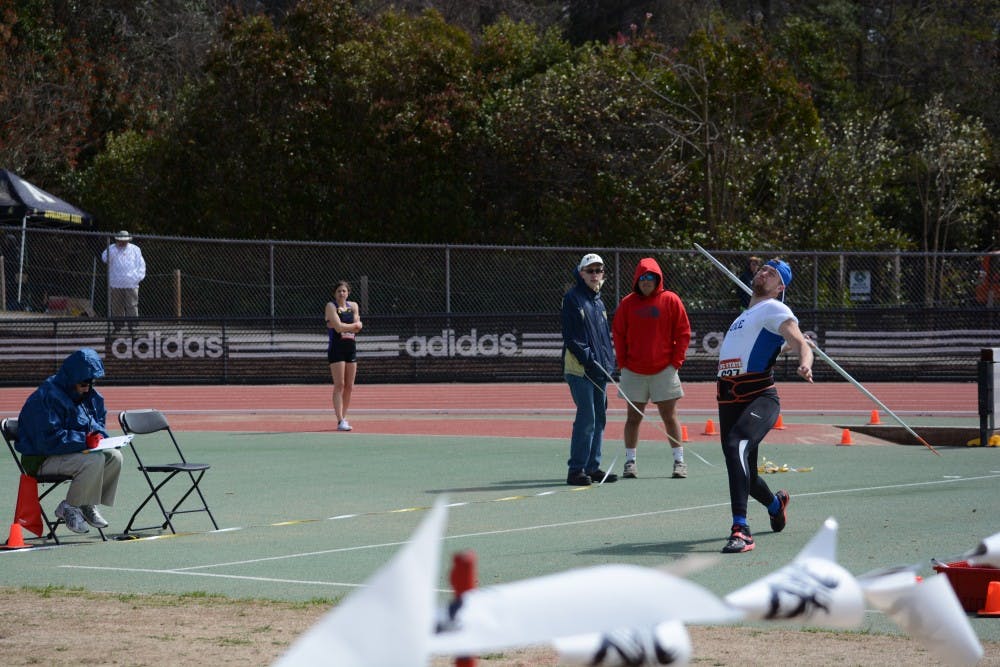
[325,281,363,431]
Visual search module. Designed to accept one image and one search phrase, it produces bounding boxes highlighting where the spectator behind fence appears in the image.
[101,230,146,333]
[16,348,122,534]
[738,256,762,309]
[561,253,618,486]
[325,281,363,432]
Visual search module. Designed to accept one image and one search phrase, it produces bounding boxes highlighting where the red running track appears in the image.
[0,382,976,439]
[0,382,976,414]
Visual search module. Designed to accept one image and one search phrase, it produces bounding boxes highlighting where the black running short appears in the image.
[327,339,357,364]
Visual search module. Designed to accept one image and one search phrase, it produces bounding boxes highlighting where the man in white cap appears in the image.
[560,253,617,486]
[101,230,146,333]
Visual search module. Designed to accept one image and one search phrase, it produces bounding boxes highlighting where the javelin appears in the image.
[692,243,939,456]
[594,362,715,467]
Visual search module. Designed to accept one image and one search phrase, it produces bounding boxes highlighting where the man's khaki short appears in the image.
[618,366,684,404]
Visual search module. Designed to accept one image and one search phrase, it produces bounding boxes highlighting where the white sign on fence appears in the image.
[849,270,871,302]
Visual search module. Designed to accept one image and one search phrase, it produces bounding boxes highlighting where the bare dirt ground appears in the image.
[0,587,996,666]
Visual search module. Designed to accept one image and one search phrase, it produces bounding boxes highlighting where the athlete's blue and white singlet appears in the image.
[717,299,796,390]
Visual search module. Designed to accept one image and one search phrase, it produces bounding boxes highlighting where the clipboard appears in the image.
[85,434,133,452]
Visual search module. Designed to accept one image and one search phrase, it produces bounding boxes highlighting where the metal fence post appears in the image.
[445,246,451,314]
[838,253,845,301]
[269,242,275,319]
[894,250,902,304]
[174,269,182,317]
[89,257,96,312]
[812,252,819,330]
[613,250,620,306]
[105,234,111,322]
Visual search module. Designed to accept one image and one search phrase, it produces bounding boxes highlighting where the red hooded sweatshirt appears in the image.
[612,257,692,375]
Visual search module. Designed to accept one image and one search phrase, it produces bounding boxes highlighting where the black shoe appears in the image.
[769,489,790,533]
[587,469,618,483]
[722,524,754,553]
[567,470,592,486]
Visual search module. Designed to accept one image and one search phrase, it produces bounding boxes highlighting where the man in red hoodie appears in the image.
[612,258,692,479]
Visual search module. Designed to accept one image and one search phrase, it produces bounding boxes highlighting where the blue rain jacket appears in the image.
[17,348,109,458]
[560,272,615,383]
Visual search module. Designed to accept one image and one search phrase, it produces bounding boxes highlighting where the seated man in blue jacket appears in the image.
[17,348,122,533]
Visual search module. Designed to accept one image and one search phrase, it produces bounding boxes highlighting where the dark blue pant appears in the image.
[719,391,780,519]
[566,374,607,473]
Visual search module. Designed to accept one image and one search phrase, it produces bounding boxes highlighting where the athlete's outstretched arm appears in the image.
[778,319,814,382]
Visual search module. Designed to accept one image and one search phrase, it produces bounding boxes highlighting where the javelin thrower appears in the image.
[708,257,811,554]
[695,244,939,457]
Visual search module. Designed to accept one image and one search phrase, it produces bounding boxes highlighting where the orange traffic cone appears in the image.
[868,410,881,425]
[702,419,718,436]
[681,425,690,443]
[979,581,1000,616]
[838,428,854,446]
[1,522,28,549]
[774,414,786,430]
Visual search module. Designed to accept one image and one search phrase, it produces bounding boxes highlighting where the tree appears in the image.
[62,0,995,252]
[0,0,226,196]
[637,24,822,246]
[913,95,994,305]
[0,0,104,179]
[475,35,677,245]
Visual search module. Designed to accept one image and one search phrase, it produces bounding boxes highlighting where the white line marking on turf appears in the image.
[58,472,1000,580]
[59,565,452,593]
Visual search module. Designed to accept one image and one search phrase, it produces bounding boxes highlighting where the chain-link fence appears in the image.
[0,226,996,385]
[2,227,998,317]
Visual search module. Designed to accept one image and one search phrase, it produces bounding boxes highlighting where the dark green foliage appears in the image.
[0,0,995,251]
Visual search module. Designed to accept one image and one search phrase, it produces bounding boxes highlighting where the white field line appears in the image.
[60,472,1000,587]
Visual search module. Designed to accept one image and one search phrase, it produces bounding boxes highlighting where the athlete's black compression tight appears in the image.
[719,391,780,519]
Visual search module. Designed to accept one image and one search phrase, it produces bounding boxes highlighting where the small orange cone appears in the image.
[1,522,28,549]
[978,581,1000,616]
[838,428,854,446]
[681,425,690,442]
[773,414,786,430]
[868,410,881,425]
[702,419,718,436]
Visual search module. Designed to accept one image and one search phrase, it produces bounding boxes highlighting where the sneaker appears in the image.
[722,524,754,553]
[672,460,688,478]
[80,505,109,529]
[622,460,637,479]
[337,419,352,431]
[55,500,90,534]
[587,469,618,483]
[769,490,790,533]
[567,470,592,486]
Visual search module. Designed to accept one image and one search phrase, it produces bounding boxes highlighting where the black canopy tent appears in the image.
[0,169,94,306]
